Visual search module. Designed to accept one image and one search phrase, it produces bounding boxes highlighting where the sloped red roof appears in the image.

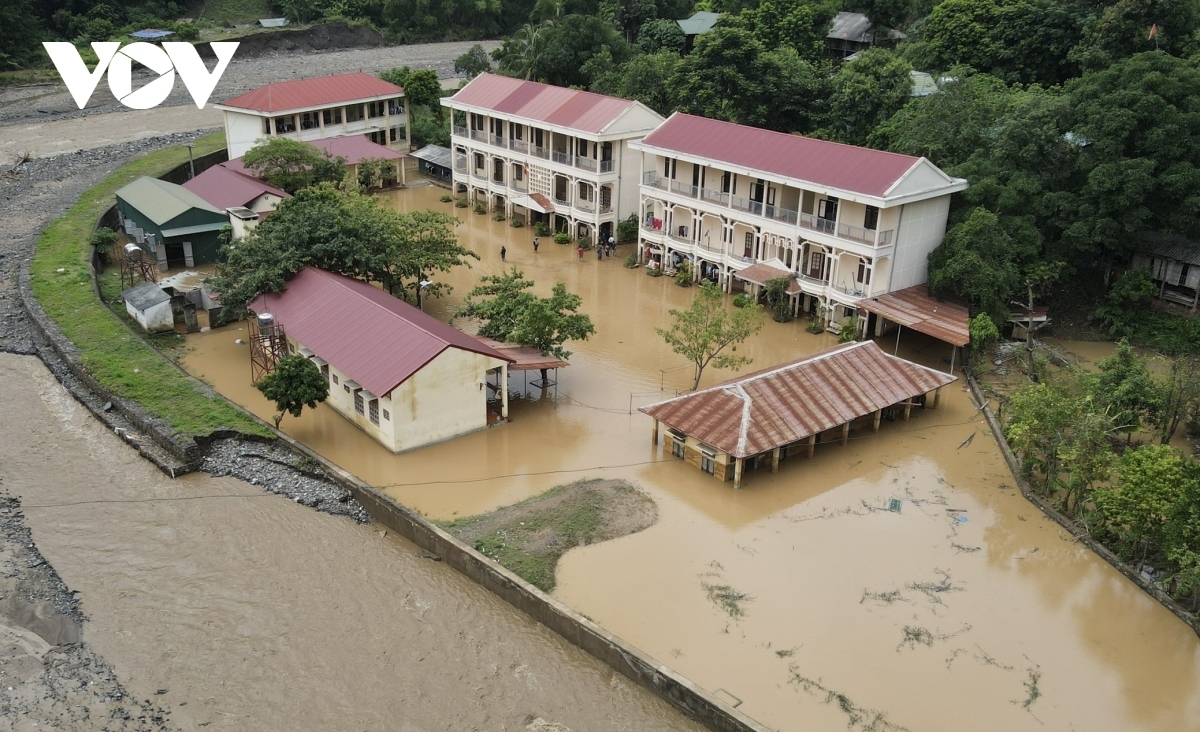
[856,284,969,347]
[640,341,956,458]
[248,267,511,397]
[447,73,645,134]
[307,134,405,164]
[182,163,289,210]
[640,113,927,198]
[218,72,403,114]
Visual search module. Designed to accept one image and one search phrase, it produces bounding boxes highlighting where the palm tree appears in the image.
[496,22,549,80]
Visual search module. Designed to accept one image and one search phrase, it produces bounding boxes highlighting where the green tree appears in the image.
[355,158,399,191]
[637,18,686,53]
[927,207,1039,325]
[656,280,765,390]
[1153,357,1200,444]
[90,226,119,264]
[823,48,912,145]
[1163,464,1200,607]
[967,312,1000,369]
[1091,268,1157,336]
[1094,339,1159,439]
[209,186,475,318]
[242,137,346,194]
[920,0,1083,85]
[763,277,793,322]
[454,44,493,77]
[380,67,442,110]
[533,14,634,87]
[726,0,831,62]
[493,22,550,80]
[1072,0,1200,71]
[1095,444,1191,561]
[453,268,596,378]
[610,51,680,116]
[256,355,330,428]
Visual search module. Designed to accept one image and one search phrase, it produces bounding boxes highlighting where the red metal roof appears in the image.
[475,338,570,371]
[640,113,925,198]
[307,134,405,164]
[218,72,404,114]
[447,73,642,134]
[182,163,289,210]
[856,284,970,347]
[640,341,957,458]
[248,267,511,397]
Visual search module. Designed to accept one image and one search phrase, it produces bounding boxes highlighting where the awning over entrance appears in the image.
[733,259,802,294]
[476,338,570,371]
[856,284,969,347]
[512,193,554,214]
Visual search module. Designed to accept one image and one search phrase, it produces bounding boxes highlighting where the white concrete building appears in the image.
[441,73,664,244]
[215,72,410,159]
[633,113,968,329]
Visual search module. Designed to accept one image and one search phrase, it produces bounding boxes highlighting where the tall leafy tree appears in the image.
[608,51,680,115]
[380,67,442,110]
[454,44,494,78]
[1072,0,1200,71]
[724,0,832,63]
[1094,339,1159,439]
[256,355,330,428]
[637,18,686,54]
[927,207,1039,324]
[1095,444,1191,561]
[242,138,347,195]
[656,280,765,390]
[824,48,912,145]
[532,14,634,87]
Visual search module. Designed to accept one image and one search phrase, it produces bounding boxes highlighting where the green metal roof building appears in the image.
[115,176,228,269]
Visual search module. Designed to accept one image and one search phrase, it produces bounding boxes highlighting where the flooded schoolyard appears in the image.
[180,185,1200,731]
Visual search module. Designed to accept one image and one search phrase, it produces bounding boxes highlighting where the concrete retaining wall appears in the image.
[22,151,779,732]
[967,374,1200,637]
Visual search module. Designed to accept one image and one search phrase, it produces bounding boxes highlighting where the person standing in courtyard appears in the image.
[577,245,584,261]
[500,246,507,262]
[533,236,539,253]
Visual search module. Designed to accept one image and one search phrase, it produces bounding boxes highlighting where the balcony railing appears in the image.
[643,172,668,191]
[730,195,763,216]
[834,282,869,297]
[455,162,467,173]
[510,179,528,192]
[697,240,724,254]
[552,151,572,166]
[472,169,487,180]
[765,204,798,226]
[799,273,828,286]
[576,157,597,173]
[670,180,698,198]
[642,220,665,234]
[799,212,837,236]
[667,232,693,245]
[553,196,570,207]
[452,125,467,137]
[575,199,595,213]
[491,134,505,148]
[600,160,614,173]
[532,146,550,159]
[491,176,505,185]
[470,130,487,143]
[510,139,528,154]
[599,203,613,214]
[700,188,729,206]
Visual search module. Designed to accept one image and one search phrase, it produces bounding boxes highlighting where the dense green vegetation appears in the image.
[30,134,271,439]
[1003,342,1200,610]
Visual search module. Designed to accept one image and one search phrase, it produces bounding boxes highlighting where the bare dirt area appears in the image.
[0,38,500,130]
[442,479,659,591]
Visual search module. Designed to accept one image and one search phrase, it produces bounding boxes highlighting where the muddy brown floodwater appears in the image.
[0,352,705,731]
[181,185,1200,731]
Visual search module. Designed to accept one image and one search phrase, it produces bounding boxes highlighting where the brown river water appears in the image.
[179,185,1200,731]
[0,353,704,731]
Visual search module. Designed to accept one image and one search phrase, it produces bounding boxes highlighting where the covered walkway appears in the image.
[856,284,969,371]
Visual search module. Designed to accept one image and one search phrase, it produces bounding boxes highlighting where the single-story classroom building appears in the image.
[640,340,957,489]
[249,267,515,453]
[115,176,228,269]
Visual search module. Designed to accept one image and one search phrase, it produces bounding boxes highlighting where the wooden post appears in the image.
[733,457,744,490]
[772,447,781,473]
[841,422,850,445]
[807,434,816,458]
[651,419,659,446]
[873,409,882,432]
[903,402,912,421]
[932,387,941,409]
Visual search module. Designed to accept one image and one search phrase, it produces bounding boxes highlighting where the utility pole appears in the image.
[184,142,195,180]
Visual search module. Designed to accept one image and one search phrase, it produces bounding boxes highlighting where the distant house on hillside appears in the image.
[1131,232,1200,310]
[115,176,228,270]
[215,72,409,158]
[248,267,515,453]
[676,11,721,53]
[182,163,290,239]
[826,12,875,58]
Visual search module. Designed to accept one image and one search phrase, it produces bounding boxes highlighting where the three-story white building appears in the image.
[216,72,410,159]
[633,113,968,328]
[441,73,664,244]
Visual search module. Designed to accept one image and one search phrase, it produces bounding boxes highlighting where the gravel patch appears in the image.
[201,438,370,522]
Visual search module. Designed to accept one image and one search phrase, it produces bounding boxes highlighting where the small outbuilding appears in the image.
[640,341,957,489]
[182,162,290,239]
[248,267,515,453]
[121,281,173,333]
[409,144,453,182]
[115,176,229,270]
[1131,231,1200,310]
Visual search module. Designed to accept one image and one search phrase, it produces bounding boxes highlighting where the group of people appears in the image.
[511,235,619,262]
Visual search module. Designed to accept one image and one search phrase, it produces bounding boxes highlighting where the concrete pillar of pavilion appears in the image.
[932,387,941,409]
[651,419,659,446]
[500,364,509,419]
[841,422,850,446]
[733,457,744,490]
[903,402,912,421]
[873,409,882,432]
[807,434,817,458]
[772,447,781,473]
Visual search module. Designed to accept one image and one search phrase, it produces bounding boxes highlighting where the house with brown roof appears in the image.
[248,267,514,453]
[632,113,967,332]
[182,162,290,239]
[215,72,409,159]
[441,73,664,245]
[640,341,956,488]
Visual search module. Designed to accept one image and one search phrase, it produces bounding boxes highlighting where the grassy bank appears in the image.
[439,479,657,592]
[29,133,272,440]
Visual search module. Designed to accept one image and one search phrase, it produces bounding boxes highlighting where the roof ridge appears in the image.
[666,114,921,162]
[306,267,455,347]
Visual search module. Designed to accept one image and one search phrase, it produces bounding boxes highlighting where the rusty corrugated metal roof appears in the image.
[476,338,570,371]
[248,267,511,397]
[447,73,646,134]
[218,72,403,114]
[639,113,934,198]
[856,285,969,347]
[639,341,957,458]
